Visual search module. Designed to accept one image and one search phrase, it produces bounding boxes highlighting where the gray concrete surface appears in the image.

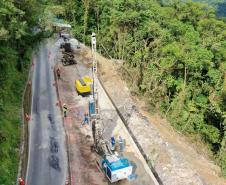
[26,40,67,185]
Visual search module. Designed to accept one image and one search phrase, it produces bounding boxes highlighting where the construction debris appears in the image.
[60,42,77,66]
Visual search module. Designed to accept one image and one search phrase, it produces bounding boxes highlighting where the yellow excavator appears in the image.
[75,76,92,95]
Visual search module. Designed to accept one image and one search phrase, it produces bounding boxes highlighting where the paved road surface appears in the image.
[26,40,67,185]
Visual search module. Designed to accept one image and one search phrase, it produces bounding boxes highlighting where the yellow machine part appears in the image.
[83,76,92,83]
[75,76,92,94]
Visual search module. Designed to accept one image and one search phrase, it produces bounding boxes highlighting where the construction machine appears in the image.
[89,33,133,183]
[75,76,92,95]
[92,118,133,183]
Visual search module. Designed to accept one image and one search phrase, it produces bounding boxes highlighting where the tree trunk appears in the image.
[82,0,89,43]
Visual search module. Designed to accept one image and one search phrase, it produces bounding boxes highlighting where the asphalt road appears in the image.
[26,40,67,185]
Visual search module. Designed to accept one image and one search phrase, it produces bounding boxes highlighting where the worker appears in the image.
[19,177,25,185]
[118,136,125,152]
[63,104,68,118]
[82,113,89,125]
[56,68,61,80]
[111,136,116,149]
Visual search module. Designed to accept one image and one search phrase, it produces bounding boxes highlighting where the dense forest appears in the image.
[56,0,226,177]
[0,1,57,184]
[0,0,226,184]
[194,0,226,17]
[0,1,39,184]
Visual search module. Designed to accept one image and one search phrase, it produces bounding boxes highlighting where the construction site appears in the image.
[54,33,159,185]
[22,28,226,185]
[2,1,226,185]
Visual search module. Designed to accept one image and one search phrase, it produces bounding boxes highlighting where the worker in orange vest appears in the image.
[19,177,25,185]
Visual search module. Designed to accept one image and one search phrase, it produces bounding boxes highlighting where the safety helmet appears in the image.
[92,32,96,37]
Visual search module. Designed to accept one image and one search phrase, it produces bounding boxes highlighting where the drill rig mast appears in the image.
[90,32,112,156]
[89,33,133,183]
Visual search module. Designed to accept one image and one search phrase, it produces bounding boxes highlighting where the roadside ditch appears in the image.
[17,57,34,185]
[54,65,72,185]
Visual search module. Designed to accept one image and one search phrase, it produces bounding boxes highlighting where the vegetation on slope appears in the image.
[1,0,225,183]
[0,0,52,184]
[194,0,226,17]
[55,0,226,177]
[0,0,67,185]
[0,0,66,183]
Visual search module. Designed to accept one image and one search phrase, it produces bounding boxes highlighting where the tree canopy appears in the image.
[194,0,226,17]
[56,0,226,177]
[0,0,57,184]
[1,0,226,184]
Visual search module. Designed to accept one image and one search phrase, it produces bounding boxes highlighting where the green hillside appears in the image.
[0,1,47,184]
[194,0,226,16]
[57,0,226,177]
[194,0,224,4]
[1,0,226,184]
